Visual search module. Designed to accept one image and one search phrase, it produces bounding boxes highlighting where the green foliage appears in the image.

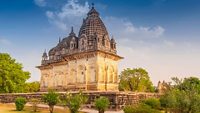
[142,98,160,109]
[63,92,88,113]
[24,81,40,93]
[15,97,27,111]
[42,90,59,113]
[123,105,135,113]
[160,77,200,113]
[94,96,110,113]
[123,103,161,113]
[119,68,154,92]
[0,53,30,93]
[159,89,177,109]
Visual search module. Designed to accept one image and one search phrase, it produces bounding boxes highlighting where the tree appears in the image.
[159,89,178,112]
[63,92,88,113]
[94,96,110,113]
[24,81,40,92]
[0,53,30,93]
[42,90,60,113]
[119,68,154,92]
[160,77,200,113]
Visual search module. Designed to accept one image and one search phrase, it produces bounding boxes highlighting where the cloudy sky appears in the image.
[0,0,200,84]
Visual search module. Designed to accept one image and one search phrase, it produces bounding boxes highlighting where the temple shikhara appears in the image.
[37,5,123,91]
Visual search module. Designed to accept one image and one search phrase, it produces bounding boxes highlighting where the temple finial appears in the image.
[42,49,47,57]
[71,26,74,33]
[59,37,61,43]
[92,3,94,8]
[69,26,76,36]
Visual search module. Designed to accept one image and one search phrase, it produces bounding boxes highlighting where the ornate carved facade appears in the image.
[37,5,123,91]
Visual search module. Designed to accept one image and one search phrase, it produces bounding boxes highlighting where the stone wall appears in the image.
[0,91,161,110]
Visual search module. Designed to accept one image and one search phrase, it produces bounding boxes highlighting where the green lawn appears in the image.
[0,103,83,113]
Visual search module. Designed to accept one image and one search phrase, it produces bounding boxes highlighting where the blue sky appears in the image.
[0,0,200,84]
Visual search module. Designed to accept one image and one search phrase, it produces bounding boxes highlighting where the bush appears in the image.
[63,92,88,113]
[42,90,60,113]
[143,98,161,109]
[15,97,27,111]
[124,103,161,113]
[95,96,110,113]
[123,105,135,113]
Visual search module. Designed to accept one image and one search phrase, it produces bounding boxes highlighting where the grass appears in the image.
[0,103,84,113]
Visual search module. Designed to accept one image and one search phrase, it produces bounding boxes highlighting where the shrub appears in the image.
[15,97,27,111]
[63,92,88,113]
[124,103,161,113]
[94,96,110,113]
[123,105,135,113]
[42,90,60,113]
[143,98,161,109]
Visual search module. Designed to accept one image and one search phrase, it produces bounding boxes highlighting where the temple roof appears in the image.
[48,27,78,56]
[47,4,114,57]
[78,5,109,38]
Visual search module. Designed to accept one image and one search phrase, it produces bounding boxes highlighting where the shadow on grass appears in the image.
[7,108,42,113]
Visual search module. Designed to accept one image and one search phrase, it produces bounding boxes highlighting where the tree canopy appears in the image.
[0,53,30,93]
[119,68,154,92]
[160,77,200,113]
[24,81,40,93]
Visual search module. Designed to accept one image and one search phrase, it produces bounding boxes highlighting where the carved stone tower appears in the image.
[37,5,123,91]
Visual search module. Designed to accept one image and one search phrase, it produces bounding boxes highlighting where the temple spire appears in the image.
[111,35,114,39]
[69,26,76,36]
[92,3,94,9]
[42,49,48,58]
[71,26,74,33]
[87,3,99,16]
[59,37,61,43]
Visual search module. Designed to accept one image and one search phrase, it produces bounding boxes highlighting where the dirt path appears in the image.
[0,103,124,113]
[80,108,124,113]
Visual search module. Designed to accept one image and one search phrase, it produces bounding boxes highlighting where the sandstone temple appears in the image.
[37,5,123,91]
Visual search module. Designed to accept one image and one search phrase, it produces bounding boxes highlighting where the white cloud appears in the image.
[163,40,174,47]
[118,43,200,85]
[0,38,11,45]
[104,17,165,40]
[46,0,89,32]
[34,0,46,7]
[104,16,200,85]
